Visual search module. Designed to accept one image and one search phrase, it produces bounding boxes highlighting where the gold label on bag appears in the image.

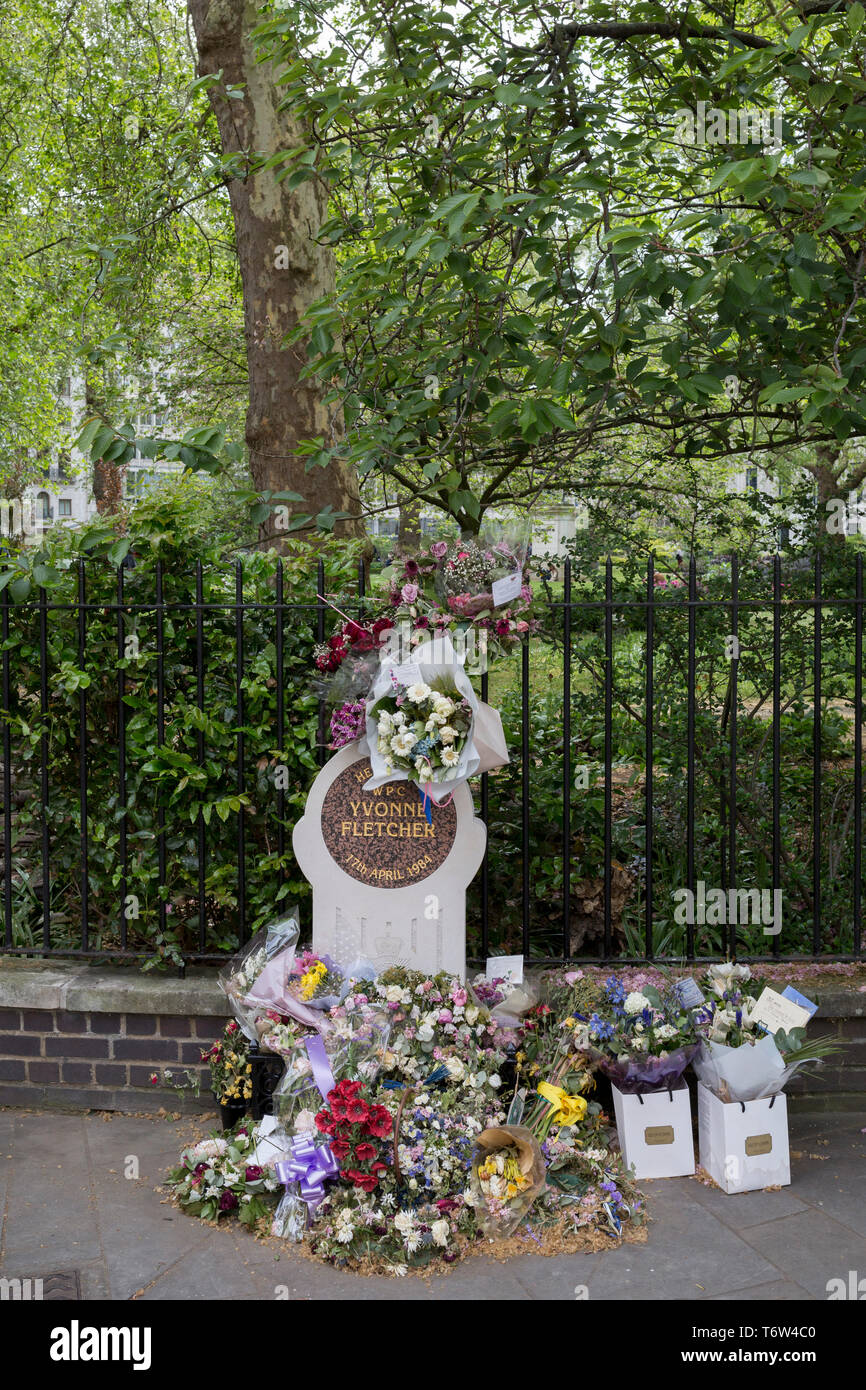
[745,1134,772,1156]
[644,1125,675,1146]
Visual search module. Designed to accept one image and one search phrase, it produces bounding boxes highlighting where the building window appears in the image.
[746,465,758,492]
[36,491,51,521]
[59,498,72,517]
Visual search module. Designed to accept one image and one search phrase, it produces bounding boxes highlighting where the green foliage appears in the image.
[250,0,866,528]
[0,488,366,965]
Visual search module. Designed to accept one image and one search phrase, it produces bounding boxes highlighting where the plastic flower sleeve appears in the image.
[585,1043,699,1095]
[271,1188,308,1241]
[692,1034,820,1103]
[469,1125,547,1238]
[217,911,300,1041]
[322,1004,392,1085]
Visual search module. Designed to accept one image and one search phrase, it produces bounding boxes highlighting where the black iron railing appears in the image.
[0,551,862,967]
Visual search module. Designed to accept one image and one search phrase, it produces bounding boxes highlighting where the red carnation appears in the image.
[345,1100,369,1123]
[315,1111,335,1136]
[355,1173,379,1193]
[329,1138,351,1160]
[354,1142,377,1163]
[365,1108,393,1139]
[330,1099,348,1122]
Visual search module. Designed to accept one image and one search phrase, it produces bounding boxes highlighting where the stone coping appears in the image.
[0,958,229,1017]
[0,957,863,1019]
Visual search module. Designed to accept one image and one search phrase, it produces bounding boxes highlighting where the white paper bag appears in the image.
[611,1082,695,1180]
[697,1083,790,1193]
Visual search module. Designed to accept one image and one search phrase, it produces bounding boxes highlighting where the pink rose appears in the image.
[431,541,448,559]
[401,583,419,604]
[438,1009,453,1024]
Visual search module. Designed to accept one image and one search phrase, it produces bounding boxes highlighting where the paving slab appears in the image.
[0,1106,864,1301]
[735,1207,866,1300]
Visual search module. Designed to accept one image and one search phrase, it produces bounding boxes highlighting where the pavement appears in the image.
[0,1105,863,1301]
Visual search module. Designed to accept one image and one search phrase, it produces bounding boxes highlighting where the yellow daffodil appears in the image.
[537,1081,588,1127]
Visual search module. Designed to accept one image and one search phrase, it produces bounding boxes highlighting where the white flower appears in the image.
[431,1219,450,1247]
[391,729,417,755]
[653,1023,679,1042]
[439,725,457,743]
[416,1023,435,1043]
[293,1109,317,1134]
[624,991,651,1015]
[390,1264,408,1277]
[440,746,460,768]
[384,984,405,1003]
[444,1056,465,1083]
[190,1138,227,1160]
[708,962,752,997]
[414,755,430,774]
[465,1005,479,1025]
[433,695,455,716]
[377,713,392,734]
[488,1073,501,1089]
[394,1210,415,1236]
[406,681,432,703]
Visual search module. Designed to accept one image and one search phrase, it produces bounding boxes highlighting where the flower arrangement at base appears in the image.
[574,975,700,1093]
[165,1127,279,1225]
[165,959,649,1275]
[692,962,841,1102]
[202,1020,253,1107]
[314,1079,392,1192]
[469,1125,547,1237]
[370,676,473,787]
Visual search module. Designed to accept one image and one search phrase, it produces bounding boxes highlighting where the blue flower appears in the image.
[589,1013,614,1041]
[605,975,625,1005]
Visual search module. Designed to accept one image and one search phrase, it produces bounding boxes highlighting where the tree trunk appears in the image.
[397,496,423,553]
[187,0,361,548]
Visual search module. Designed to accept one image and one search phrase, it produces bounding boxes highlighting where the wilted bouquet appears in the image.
[371,675,472,786]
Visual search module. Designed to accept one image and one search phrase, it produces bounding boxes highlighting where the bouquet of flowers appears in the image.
[288,951,346,1010]
[692,963,839,1102]
[165,1128,279,1225]
[469,1124,547,1237]
[217,912,300,1040]
[574,975,700,1093]
[370,675,472,788]
[314,1079,393,1193]
[365,632,480,798]
[201,1020,252,1105]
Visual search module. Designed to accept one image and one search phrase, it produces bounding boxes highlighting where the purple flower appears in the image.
[401,583,419,604]
[245,1165,263,1181]
[218,1190,239,1212]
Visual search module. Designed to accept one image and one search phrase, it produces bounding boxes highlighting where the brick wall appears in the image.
[0,962,863,1114]
[0,1006,224,1113]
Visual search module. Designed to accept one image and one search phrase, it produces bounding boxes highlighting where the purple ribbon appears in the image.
[275,1136,340,1214]
[275,1033,339,1214]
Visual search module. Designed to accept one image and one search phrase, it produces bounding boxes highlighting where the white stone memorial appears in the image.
[293,745,486,978]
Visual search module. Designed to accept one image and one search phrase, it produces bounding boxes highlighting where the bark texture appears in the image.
[188,0,361,546]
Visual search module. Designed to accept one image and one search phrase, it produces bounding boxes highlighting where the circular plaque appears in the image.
[320,757,457,888]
